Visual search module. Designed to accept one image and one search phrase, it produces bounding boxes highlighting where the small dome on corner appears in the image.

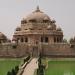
[15,26,21,31]
[57,27,62,31]
[47,25,52,30]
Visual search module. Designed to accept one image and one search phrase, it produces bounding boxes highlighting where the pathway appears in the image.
[22,58,38,75]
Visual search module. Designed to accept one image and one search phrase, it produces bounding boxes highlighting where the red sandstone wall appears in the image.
[42,43,75,57]
[0,43,75,58]
[0,43,30,58]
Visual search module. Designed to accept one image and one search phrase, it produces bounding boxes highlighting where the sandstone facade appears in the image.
[0,6,75,58]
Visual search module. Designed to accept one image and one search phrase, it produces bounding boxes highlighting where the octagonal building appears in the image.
[13,6,63,45]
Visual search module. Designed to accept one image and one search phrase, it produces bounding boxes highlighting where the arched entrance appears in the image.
[32,46,39,57]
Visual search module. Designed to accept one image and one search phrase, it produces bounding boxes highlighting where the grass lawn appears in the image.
[0,59,22,75]
[45,60,75,75]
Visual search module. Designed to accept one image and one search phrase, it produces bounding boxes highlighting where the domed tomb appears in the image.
[13,6,63,44]
[25,6,51,23]
[0,32,7,43]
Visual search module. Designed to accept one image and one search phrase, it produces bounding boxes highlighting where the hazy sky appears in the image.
[0,0,75,40]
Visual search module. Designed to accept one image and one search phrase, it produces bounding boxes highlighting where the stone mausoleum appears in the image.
[13,6,63,45]
[0,6,75,58]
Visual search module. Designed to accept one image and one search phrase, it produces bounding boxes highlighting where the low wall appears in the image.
[42,43,75,57]
[0,43,75,58]
[0,43,30,58]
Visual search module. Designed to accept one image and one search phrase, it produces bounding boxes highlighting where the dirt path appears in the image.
[22,58,38,75]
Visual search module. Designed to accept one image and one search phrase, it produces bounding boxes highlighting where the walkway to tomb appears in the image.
[22,58,38,75]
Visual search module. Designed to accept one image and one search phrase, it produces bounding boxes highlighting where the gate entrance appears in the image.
[32,46,39,57]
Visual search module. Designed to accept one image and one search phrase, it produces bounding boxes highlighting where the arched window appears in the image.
[54,37,56,43]
[43,20,49,23]
[25,37,28,42]
[57,37,59,42]
[29,19,36,23]
[17,38,19,41]
[29,28,34,30]
[45,37,48,43]
[41,37,43,42]
[21,20,27,24]
[21,38,24,42]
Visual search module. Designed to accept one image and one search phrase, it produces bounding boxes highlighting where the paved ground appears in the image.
[22,58,38,75]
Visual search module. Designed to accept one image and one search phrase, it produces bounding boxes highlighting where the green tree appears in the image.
[63,39,68,43]
[69,38,75,44]
[15,66,19,74]
[7,71,12,75]
[37,52,44,75]
[11,69,16,75]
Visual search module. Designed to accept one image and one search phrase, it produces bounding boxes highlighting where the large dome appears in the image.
[25,6,51,22]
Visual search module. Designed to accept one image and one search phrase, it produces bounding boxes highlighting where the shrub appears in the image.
[37,53,44,75]
[15,66,19,74]
[11,69,16,75]
[7,71,12,75]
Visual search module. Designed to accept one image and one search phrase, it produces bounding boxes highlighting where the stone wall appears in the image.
[0,43,30,58]
[0,43,75,58]
[42,43,75,57]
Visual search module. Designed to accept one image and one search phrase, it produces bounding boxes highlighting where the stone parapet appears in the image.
[0,43,75,58]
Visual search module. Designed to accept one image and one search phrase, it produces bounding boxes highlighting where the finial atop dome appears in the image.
[36,5,40,12]
[37,5,39,10]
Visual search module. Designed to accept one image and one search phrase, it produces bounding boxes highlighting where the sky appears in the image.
[0,0,75,40]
